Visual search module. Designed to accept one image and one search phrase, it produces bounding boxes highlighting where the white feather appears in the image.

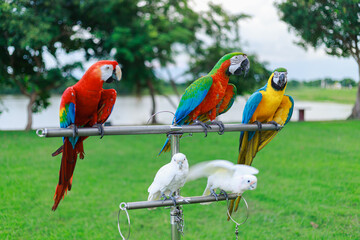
[147,153,189,202]
[187,160,258,204]
[187,160,258,181]
[100,64,114,81]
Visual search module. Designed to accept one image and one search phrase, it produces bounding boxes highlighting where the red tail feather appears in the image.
[52,138,79,211]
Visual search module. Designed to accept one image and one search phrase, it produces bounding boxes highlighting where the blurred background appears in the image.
[0,0,359,130]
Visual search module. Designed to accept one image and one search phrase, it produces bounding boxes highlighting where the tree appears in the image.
[340,77,356,88]
[188,45,271,95]
[0,0,82,130]
[187,3,271,94]
[72,0,256,123]
[275,0,360,118]
[62,0,198,123]
[1,0,268,127]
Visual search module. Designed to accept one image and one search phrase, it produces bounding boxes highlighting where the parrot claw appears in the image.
[161,193,168,203]
[219,190,229,201]
[268,121,280,129]
[193,119,211,137]
[94,124,105,138]
[210,120,225,135]
[210,189,219,201]
[169,195,177,207]
[69,124,78,138]
[254,120,262,130]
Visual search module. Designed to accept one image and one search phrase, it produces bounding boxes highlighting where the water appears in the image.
[0,95,353,130]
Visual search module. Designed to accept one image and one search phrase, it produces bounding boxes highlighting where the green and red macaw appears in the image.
[228,67,294,217]
[159,52,250,154]
[51,60,121,211]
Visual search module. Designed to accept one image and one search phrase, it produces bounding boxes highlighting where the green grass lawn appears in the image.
[286,87,357,104]
[1,121,359,239]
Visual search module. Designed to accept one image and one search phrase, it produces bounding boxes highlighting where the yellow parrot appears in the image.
[228,68,294,218]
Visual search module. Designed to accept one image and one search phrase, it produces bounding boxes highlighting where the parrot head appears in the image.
[210,52,250,77]
[234,174,257,194]
[98,60,122,83]
[271,67,288,91]
[82,60,122,86]
[172,153,188,170]
[223,52,250,77]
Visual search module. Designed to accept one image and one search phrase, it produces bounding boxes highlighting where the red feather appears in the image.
[52,60,118,210]
[52,138,79,210]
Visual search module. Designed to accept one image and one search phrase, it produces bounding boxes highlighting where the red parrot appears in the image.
[51,60,122,211]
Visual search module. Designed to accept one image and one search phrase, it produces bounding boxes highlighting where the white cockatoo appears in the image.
[148,153,189,205]
[187,160,258,204]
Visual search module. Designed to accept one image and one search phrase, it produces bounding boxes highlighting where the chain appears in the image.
[225,197,249,240]
[235,224,239,240]
[174,207,185,235]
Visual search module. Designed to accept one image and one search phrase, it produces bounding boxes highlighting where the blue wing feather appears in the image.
[59,87,78,148]
[240,91,263,142]
[159,75,212,155]
[242,92,263,124]
[284,95,294,125]
[174,76,213,125]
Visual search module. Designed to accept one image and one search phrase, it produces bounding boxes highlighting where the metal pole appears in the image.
[39,123,278,237]
[170,134,182,240]
[121,193,239,210]
[171,134,180,156]
[36,123,282,138]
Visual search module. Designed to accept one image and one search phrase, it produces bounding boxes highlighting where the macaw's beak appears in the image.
[278,73,286,87]
[229,57,250,77]
[106,65,122,83]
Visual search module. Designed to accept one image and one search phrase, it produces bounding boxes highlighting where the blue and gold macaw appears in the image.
[228,68,294,217]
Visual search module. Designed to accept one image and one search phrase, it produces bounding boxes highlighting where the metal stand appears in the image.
[170,134,182,239]
[37,123,281,239]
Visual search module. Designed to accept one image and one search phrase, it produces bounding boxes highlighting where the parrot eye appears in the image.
[231,55,242,64]
[247,180,251,183]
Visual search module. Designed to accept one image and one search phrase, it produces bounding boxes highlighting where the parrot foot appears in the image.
[161,193,168,203]
[169,195,177,207]
[268,121,280,129]
[193,119,211,137]
[210,189,219,201]
[210,120,225,135]
[219,190,229,201]
[94,124,105,139]
[69,124,78,138]
[254,120,262,130]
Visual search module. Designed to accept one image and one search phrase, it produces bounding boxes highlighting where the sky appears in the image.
[191,0,359,81]
[48,0,359,82]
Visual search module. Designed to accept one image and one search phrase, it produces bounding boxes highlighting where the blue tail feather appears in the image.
[158,138,170,155]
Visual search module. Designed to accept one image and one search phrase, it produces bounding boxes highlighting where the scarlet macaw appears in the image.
[159,52,250,154]
[51,60,121,210]
[228,67,294,217]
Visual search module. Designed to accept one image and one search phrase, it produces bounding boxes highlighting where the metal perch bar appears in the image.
[38,122,276,240]
[36,123,282,138]
[121,193,240,210]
